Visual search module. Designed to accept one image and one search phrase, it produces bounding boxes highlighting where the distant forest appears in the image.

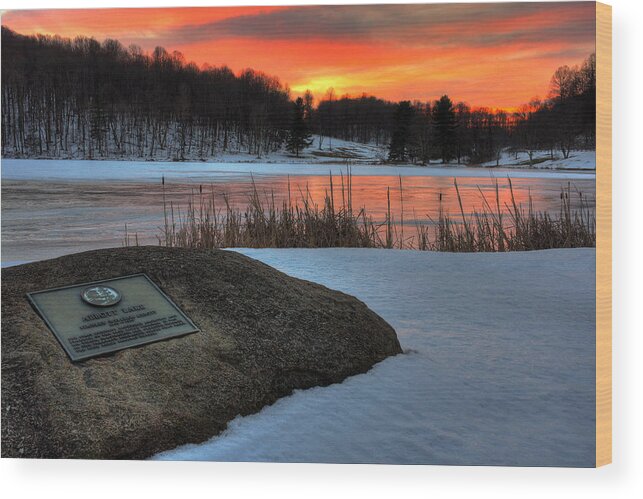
[1,27,596,164]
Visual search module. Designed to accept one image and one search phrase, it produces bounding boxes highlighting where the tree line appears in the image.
[1,27,292,160]
[382,53,595,164]
[1,27,595,164]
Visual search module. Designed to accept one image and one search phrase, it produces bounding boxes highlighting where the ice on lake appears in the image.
[1,158,595,183]
[1,160,595,263]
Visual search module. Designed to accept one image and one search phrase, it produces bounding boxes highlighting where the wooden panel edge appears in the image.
[595,0,612,468]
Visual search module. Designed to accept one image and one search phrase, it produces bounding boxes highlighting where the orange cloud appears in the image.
[1,3,595,109]
[1,7,287,38]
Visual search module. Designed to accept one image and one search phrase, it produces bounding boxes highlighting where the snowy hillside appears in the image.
[154,247,596,466]
[213,135,389,164]
[1,130,389,166]
[479,149,596,170]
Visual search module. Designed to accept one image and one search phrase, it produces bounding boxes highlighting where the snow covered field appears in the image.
[213,135,389,165]
[479,150,595,170]
[1,133,595,174]
[1,158,595,183]
[153,248,596,466]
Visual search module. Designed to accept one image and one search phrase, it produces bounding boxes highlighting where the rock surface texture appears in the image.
[1,247,401,459]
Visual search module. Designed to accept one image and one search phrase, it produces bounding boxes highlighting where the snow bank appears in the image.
[153,247,596,466]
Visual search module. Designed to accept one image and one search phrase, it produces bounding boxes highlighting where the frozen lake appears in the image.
[1,158,595,182]
[1,160,595,263]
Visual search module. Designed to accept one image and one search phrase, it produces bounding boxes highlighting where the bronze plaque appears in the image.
[27,274,199,362]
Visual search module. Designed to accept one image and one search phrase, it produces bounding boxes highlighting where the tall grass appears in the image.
[151,172,595,252]
[426,179,595,251]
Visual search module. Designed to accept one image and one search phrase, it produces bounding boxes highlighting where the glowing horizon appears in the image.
[1,3,596,109]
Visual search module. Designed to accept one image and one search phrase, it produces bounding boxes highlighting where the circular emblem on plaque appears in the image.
[80,285,122,307]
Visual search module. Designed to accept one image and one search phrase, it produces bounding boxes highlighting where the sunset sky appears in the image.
[1,2,596,109]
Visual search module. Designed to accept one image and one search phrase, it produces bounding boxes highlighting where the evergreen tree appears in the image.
[432,95,458,163]
[286,97,311,157]
[388,101,415,162]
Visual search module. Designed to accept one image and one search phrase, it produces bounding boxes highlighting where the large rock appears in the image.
[1,247,401,459]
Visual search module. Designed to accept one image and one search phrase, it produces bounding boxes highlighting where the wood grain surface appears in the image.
[596,1,612,468]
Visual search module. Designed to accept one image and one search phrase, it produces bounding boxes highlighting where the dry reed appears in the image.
[147,172,595,252]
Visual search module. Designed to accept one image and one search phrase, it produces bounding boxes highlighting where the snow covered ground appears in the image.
[215,135,389,165]
[152,247,596,466]
[2,135,596,172]
[479,150,595,170]
[1,158,595,183]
